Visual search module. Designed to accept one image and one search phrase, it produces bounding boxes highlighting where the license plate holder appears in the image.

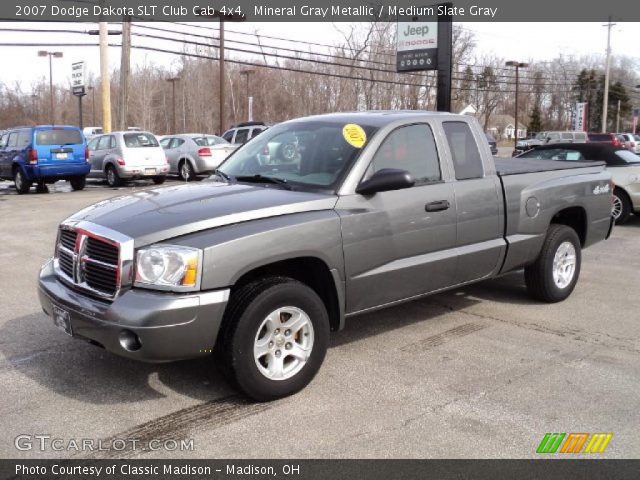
[55,152,68,160]
[145,168,156,175]
[52,304,73,336]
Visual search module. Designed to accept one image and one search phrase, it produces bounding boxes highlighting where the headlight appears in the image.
[134,245,202,292]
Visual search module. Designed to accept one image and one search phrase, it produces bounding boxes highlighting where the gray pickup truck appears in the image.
[38,112,614,400]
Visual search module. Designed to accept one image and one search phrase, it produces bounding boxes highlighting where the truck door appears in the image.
[338,123,458,313]
[442,121,504,284]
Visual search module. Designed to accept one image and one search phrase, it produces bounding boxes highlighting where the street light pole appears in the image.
[38,50,63,125]
[166,77,180,134]
[505,61,529,153]
[240,68,254,122]
[601,17,615,133]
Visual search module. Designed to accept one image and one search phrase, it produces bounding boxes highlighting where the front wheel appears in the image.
[612,188,631,225]
[217,277,330,401]
[70,176,86,191]
[525,224,581,303]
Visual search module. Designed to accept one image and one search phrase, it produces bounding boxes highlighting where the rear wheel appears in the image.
[152,176,166,185]
[70,176,86,191]
[105,165,122,187]
[525,224,581,303]
[217,277,330,401]
[612,188,631,225]
[13,168,31,194]
[179,160,194,181]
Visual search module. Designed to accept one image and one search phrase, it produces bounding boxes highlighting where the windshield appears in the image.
[123,133,159,148]
[519,148,584,161]
[535,133,547,140]
[218,120,378,190]
[615,150,640,164]
[193,136,227,146]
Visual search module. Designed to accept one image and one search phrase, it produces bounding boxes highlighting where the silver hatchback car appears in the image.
[87,131,169,187]
[159,134,238,181]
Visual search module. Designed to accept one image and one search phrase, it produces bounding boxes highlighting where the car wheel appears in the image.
[70,176,86,191]
[13,168,32,194]
[279,143,297,162]
[179,160,194,181]
[612,188,631,225]
[217,277,330,401]
[152,176,166,185]
[105,165,122,187]
[524,224,581,303]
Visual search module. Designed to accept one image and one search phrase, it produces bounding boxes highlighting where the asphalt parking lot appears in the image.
[0,177,639,459]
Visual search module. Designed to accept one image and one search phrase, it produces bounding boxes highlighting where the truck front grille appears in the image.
[55,227,121,300]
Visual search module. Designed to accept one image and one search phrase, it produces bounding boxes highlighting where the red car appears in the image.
[587,132,625,147]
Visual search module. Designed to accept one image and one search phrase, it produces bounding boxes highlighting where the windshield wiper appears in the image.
[212,169,233,183]
[235,174,292,190]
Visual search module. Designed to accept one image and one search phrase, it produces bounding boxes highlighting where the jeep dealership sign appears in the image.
[396,18,438,71]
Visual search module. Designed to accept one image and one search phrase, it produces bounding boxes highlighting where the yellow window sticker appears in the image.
[342,124,367,148]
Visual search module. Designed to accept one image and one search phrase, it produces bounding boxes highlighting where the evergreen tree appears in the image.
[528,104,543,134]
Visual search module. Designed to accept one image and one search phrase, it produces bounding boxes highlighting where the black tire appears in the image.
[217,277,330,401]
[179,160,194,181]
[13,168,32,194]
[152,176,166,185]
[70,176,86,191]
[525,224,582,303]
[612,188,631,225]
[105,165,122,187]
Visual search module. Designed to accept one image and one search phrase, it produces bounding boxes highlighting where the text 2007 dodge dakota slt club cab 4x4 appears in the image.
[38,112,614,400]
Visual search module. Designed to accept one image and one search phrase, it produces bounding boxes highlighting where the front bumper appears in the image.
[38,259,229,363]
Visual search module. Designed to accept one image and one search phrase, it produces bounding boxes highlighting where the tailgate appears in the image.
[123,147,166,167]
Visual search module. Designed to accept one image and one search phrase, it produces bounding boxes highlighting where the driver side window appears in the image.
[368,124,441,184]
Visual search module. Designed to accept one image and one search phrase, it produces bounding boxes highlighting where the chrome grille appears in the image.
[55,226,121,299]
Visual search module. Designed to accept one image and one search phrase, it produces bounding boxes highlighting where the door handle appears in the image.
[425,200,450,212]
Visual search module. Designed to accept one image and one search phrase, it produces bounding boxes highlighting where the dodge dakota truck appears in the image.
[38,112,614,400]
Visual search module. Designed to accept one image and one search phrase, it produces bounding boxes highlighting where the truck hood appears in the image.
[66,182,337,246]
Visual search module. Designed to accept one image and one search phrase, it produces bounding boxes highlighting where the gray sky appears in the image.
[0,21,638,91]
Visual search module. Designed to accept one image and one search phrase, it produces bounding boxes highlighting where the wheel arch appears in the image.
[231,256,343,332]
[550,205,587,247]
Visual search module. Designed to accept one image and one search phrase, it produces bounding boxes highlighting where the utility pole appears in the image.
[219,17,225,135]
[601,17,615,133]
[166,77,180,134]
[88,86,96,126]
[99,19,112,133]
[118,17,131,131]
[615,99,621,132]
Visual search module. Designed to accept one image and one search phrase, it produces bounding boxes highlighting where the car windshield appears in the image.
[123,133,158,148]
[35,129,82,145]
[217,120,378,190]
[615,150,640,164]
[535,133,547,140]
[193,136,227,146]
[519,148,584,161]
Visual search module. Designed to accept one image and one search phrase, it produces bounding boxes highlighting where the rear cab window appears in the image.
[442,121,484,180]
[123,133,159,148]
[35,129,82,146]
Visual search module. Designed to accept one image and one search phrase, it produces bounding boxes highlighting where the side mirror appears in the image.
[356,168,415,195]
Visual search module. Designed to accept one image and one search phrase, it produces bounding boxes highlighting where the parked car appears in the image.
[87,131,169,187]
[515,130,588,154]
[516,142,640,224]
[159,134,238,181]
[222,122,268,145]
[617,133,640,154]
[82,127,103,139]
[0,125,89,194]
[485,132,498,155]
[587,132,625,147]
[38,112,613,401]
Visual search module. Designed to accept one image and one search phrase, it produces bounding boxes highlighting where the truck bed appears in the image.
[494,158,605,176]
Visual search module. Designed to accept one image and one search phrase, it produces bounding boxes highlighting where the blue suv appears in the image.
[0,125,90,194]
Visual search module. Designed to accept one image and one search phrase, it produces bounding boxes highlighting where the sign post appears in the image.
[396,3,453,112]
[71,61,86,129]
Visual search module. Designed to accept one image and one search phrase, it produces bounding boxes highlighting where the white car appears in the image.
[618,133,640,154]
